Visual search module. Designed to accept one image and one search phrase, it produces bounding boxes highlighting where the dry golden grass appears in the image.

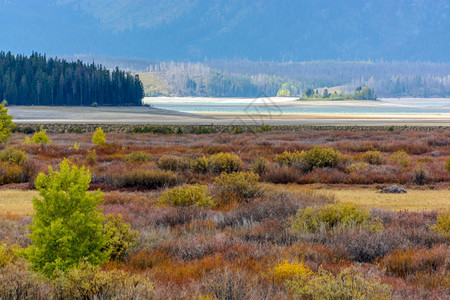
[279,184,450,211]
[0,185,448,217]
[0,190,38,217]
[311,187,450,211]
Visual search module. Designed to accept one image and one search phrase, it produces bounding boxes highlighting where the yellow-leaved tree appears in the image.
[92,127,106,145]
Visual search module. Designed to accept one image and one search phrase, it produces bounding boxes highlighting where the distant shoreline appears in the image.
[6,104,450,126]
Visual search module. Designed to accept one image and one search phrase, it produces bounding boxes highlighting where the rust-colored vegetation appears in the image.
[0,128,449,298]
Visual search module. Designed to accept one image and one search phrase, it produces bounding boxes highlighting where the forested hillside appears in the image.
[0,52,144,106]
[136,61,450,98]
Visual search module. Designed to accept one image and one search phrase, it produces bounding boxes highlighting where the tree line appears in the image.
[67,57,450,98]
[0,51,144,106]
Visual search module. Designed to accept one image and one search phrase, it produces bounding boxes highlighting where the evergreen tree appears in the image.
[0,51,144,106]
[23,159,110,277]
[0,101,15,143]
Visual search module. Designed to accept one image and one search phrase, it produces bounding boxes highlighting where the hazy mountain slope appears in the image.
[0,0,449,61]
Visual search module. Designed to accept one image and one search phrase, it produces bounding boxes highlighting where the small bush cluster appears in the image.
[214,171,262,204]
[190,152,242,174]
[251,157,268,175]
[86,149,97,165]
[430,211,450,236]
[381,245,449,278]
[129,125,174,134]
[113,169,181,189]
[53,262,154,300]
[345,161,369,173]
[26,129,52,144]
[291,203,383,234]
[0,162,28,185]
[390,150,411,167]
[274,151,303,166]
[0,147,28,165]
[158,155,191,171]
[286,267,393,300]
[104,214,138,262]
[361,150,383,165]
[301,146,343,171]
[272,260,314,283]
[413,165,428,185]
[275,146,342,171]
[158,184,215,208]
[208,152,242,173]
[0,243,17,267]
[0,261,48,300]
[124,151,152,163]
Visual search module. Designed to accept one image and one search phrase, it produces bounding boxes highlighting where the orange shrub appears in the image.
[381,245,449,278]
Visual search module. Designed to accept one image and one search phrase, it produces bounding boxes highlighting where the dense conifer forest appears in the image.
[0,52,144,106]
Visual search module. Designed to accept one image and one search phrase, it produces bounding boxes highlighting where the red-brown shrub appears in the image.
[381,245,449,278]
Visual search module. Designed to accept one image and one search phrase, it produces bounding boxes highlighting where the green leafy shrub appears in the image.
[158,184,214,208]
[0,147,27,165]
[390,150,410,167]
[104,215,138,262]
[158,155,191,171]
[0,243,17,268]
[125,151,152,163]
[28,129,52,144]
[53,262,154,300]
[286,267,392,300]
[92,127,106,145]
[430,211,450,236]
[0,101,15,144]
[191,156,209,173]
[300,146,343,171]
[361,150,383,165]
[291,203,383,234]
[274,151,303,167]
[190,153,242,174]
[23,159,110,278]
[208,152,242,173]
[213,171,261,204]
[445,158,450,171]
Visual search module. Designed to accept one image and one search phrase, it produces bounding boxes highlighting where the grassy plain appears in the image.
[308,187,450,211]
[5,186,447,216]
[0,190,37,217]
